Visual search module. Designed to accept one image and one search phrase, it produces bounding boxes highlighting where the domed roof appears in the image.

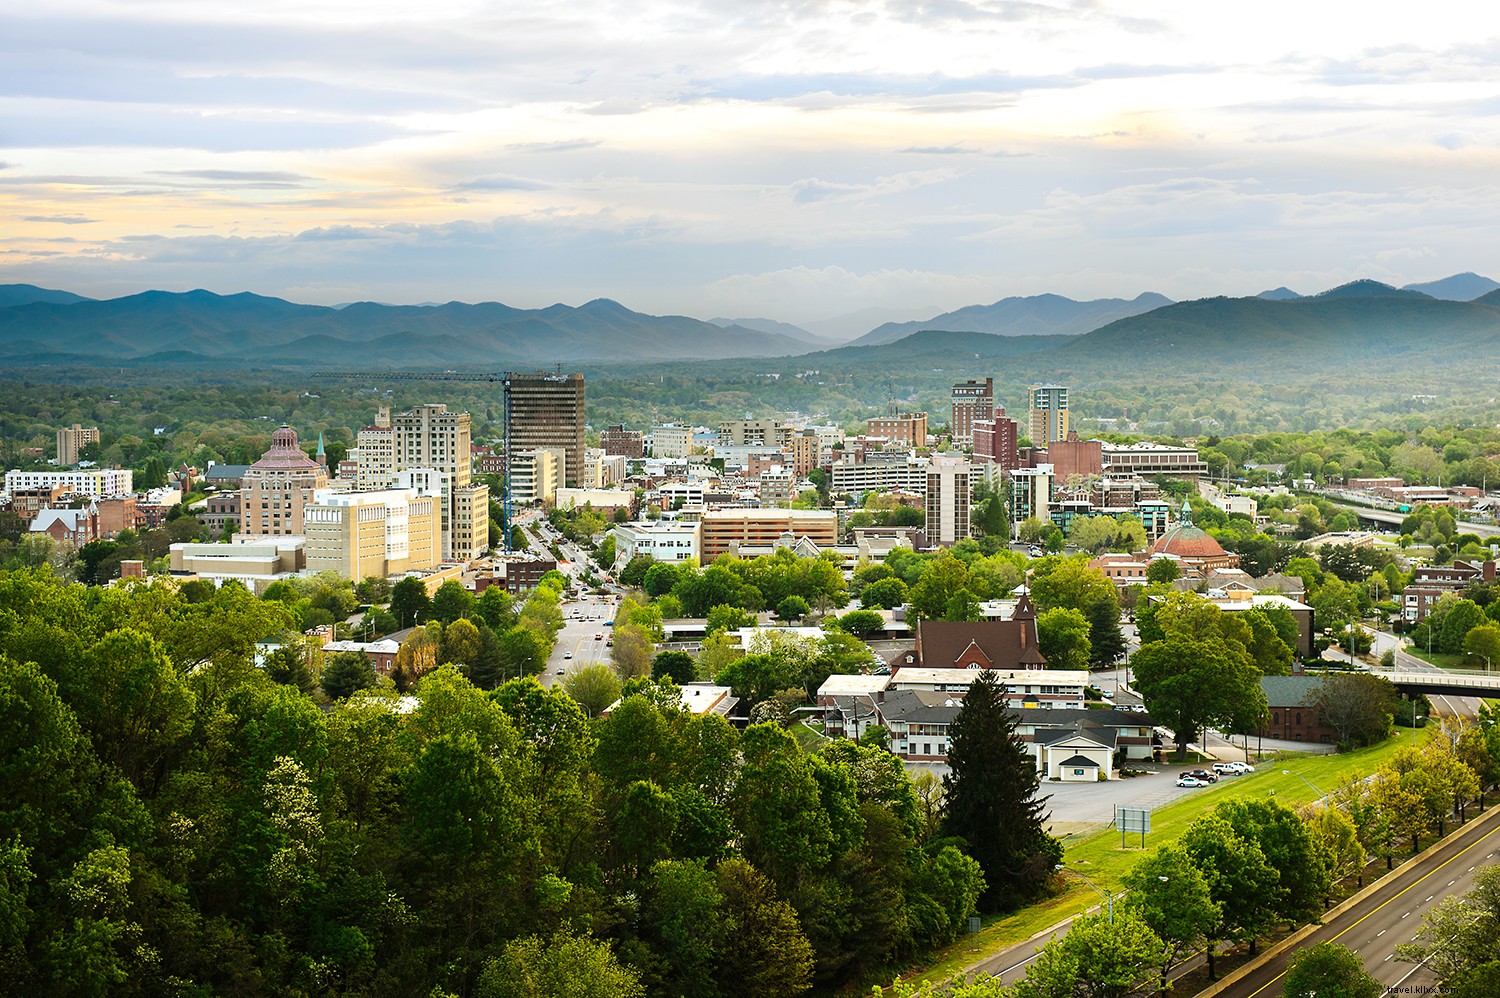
[1151,523,1228,559]
[248,425,323,473]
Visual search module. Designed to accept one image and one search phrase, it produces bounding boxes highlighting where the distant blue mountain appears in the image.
[850,292,1174,346]
[1402,272,1500,301]
[1256,287,1302,300]
[0,284,92,307]
[0,289,820,367]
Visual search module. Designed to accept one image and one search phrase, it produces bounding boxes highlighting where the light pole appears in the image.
[1283,769,1329,807]
[1056,865,1114,922]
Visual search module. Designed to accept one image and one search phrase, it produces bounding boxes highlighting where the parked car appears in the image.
[1230,762,1255,773]
[1186,769,1219,783]
[1211,762,1238,775]
[1176,776,1207,788]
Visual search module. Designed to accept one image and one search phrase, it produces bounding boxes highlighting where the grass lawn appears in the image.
[791,719,828,751]
[1405,647,1483,671]
[906,725,1437,986]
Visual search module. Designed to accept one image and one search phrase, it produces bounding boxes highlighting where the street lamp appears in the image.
[1283,769,1329,807]
[1056,865,1114,922]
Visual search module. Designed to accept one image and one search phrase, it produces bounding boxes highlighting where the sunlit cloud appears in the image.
[0,1,1496,323]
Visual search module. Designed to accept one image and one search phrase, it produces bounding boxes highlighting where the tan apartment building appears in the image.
[788,430,820,477]
[354,407,396,489]
[699,508,838,562]
[389,403,489,562]
[56,423,100,466]
[718,418,791,448]
[925,461,972,547]
[1028,384,1069,448]
[650,424,694,458]
[867,412,928,448]
[303,489,442,580]
[511,447,564,505]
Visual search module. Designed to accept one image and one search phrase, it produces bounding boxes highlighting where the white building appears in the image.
[888,667,1088,709]
[5,468,134,498]
[612,519,700,569]
[829,455,928,497]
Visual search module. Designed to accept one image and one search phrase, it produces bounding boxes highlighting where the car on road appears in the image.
[1176,776,1207,788]
[595,632,604,639]
[564,651,573,659]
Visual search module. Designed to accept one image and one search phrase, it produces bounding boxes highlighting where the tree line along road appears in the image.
[1209,802,1500,997]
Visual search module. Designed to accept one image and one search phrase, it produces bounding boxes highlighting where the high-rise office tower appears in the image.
[950,378,994,447]
[387,403,489,562]
[506,372,585,487]
[1027,384,1069,448]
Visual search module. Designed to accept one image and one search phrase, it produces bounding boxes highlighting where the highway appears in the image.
[965,802,1500,993]
[1211,805,1500,997]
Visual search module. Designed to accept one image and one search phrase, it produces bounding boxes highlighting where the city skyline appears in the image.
[3,2,1499,324]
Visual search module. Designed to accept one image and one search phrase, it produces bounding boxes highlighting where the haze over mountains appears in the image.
[2,275,1500,372]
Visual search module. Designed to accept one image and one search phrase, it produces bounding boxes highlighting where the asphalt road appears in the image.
[968,806,1500,992]
[1212,805,1500,997]
[541,593,615,689]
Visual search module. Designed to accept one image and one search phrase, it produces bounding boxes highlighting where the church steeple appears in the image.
[316,431,327,468]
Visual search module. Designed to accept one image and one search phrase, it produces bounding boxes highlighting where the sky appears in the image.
[3,1,1500,331]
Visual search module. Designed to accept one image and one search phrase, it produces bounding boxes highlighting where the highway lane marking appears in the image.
[1242,821,1500,997]
[1377,929,1385,936]
[1448,880,1456,885]
[1402,912,1410,917]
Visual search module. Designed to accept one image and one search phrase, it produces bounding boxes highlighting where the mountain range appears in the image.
[2,275,1500,372]
[0,289,821,367]
[849,291,1175,345]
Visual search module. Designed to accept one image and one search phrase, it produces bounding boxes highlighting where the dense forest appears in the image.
[0,568,1054,996]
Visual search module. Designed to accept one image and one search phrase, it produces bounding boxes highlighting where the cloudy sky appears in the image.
[2,1,1498,330]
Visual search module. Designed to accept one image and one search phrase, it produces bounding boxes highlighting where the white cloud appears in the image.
[0,1,1498,316]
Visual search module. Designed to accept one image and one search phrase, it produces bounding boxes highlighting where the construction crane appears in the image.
[312,369,518,551]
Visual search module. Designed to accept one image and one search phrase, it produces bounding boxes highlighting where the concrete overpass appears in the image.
[1367,665,1500,699]
[1328,501,1500,539]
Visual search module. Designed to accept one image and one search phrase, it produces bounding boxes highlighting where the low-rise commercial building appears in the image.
[612,519,700,568]
[698,508,838,562]
[5,468,134,498]
[303,488,442,581]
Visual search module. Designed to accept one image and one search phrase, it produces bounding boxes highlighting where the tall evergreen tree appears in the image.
[942,671,1061,910]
